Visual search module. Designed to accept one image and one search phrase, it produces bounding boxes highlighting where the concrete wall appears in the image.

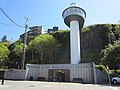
[96,69,107,84]
[26,63,96,83]
[2,64,108,84]
[4,70,26,80]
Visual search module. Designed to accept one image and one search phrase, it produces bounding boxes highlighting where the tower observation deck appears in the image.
[62,2,86,28]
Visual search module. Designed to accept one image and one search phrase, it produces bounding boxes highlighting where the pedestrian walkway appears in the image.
[0,80,119,90]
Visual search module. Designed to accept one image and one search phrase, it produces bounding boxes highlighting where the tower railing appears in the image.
[62,7,86,19]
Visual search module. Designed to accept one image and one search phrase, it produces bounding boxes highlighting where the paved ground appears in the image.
[0,80,120,90]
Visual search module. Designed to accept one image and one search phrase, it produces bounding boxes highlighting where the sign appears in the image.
[117,64,120,69]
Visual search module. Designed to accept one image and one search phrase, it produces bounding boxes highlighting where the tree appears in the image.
[0,35,11,46]
[115,23,120,40]
[29,34,61,64]
[100,40,120,73]
[8,41,27,68]
[0,42,10,66]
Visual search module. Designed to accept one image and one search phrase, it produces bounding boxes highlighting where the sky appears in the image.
[0,0,120,42]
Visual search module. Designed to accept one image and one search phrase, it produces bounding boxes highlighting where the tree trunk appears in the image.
[114,68,117,74]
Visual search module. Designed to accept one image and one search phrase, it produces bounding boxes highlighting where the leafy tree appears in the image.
[0,35,11,46]
[2,41,11,47]
[115,23,120,40]
[0,42,10,66]
[29,34,62,64]
[8,41,27,68]
[100,40,120,73]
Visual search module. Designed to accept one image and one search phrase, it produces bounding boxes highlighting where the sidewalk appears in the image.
[0,80,119,90]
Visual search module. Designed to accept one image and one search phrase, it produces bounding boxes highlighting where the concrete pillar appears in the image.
[70,20,80,64]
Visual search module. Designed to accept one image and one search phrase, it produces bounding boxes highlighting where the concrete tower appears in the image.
[62,3,86,64]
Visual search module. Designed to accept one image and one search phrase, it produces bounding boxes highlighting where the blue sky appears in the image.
[0,0,120,41]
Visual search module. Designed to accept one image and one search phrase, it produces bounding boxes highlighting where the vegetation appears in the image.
[8,41,26,68]
[95,65,106,72]
[0,23,120,70]
[109,70,120,77]
[51,30,70,63]
[115,24,120,40]
[95,65,120,77]
[82,26,90,32]
[100,40,120,72]
[28,34,62,64]
[0,42,10,67]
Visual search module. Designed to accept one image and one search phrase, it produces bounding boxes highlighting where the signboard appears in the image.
[117,64,120,69]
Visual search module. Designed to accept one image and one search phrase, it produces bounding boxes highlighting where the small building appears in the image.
[29,26,43,35]
[20,26,44,43]
[20,26,43,38]
[25,62,96,83]
[48,27,58,33]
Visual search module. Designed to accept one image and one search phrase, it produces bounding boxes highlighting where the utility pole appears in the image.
[22,17,29,70]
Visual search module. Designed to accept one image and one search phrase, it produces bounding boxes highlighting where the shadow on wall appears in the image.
[96,69,108,84]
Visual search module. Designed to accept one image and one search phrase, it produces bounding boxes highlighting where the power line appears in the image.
[0,22,24,27]
[0,6,24,28]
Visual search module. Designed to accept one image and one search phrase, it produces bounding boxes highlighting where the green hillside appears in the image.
[1,24,120,69]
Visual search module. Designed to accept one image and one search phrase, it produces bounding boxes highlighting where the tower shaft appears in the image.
[70,20,81,64]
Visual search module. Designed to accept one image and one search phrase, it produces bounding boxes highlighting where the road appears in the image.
[0,80,120,90]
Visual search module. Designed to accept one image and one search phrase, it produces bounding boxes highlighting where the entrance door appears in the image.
[48,69,70,82]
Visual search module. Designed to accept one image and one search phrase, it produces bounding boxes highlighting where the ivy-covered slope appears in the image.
[51,24,119,64]
[8,24,120,66]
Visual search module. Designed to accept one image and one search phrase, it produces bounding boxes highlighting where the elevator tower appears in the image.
[62,3,86,64]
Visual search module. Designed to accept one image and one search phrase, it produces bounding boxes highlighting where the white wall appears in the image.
[4,70,26,80]
[26,63,95,83]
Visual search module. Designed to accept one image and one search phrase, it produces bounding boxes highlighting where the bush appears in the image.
[110,70,120,77]
[95,65,106,72]
[117,70,120,75]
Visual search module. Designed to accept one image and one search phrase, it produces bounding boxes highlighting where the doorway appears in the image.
[48,69,70,82]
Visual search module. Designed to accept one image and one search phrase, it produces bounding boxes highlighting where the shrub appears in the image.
[95,65,106,72]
